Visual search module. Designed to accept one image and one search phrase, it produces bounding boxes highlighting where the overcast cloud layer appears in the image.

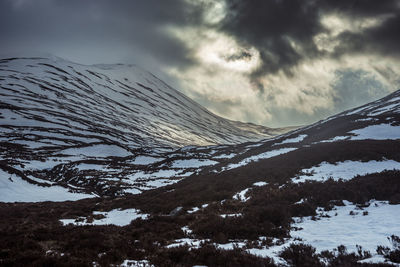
[1,0,399,127]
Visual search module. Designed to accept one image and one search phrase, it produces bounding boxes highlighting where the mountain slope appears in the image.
[120,86,400,265]
[0,56,294,198]
[0,56,288,149]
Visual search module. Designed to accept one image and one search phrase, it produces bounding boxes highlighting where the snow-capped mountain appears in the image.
[0,56,287,149]
[0,56,294,199]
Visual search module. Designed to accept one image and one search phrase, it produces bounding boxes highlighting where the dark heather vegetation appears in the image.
[377,235,400,264]
[112,139,400,215]
[1,169,399,266]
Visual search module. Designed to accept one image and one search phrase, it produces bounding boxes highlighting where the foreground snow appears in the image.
[292,200,400,256]
[120,259,154,267]
[249,200,400,265]
[170,200,400,266]
[292,160,400,183]
[0,170,93,202]
[60,208,149,226]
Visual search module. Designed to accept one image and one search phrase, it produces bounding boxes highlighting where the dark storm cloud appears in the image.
[219,0,400,91]
[2,0,398,77]
[0,0,204,68]
[334,14,400,57]
[224,50,252,62]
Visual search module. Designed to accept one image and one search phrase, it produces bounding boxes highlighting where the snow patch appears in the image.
[170,159,218,168]
[292,160,400,183]
[61,144,131,158]
[0,169,93,202]
[214,153,236,159]
[60,208,148,226]
[253,181,268,187]
[233,188,251,202]
[368,103,399,116]
[274,134,307,146]
[220,213,242,218]
[224,147,297,171]
[350,124,400,140]
[120,259,154,267]
[130,156,164,165]
[291,200,400,254]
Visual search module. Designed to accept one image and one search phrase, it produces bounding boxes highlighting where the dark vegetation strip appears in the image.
[0,170,399,266]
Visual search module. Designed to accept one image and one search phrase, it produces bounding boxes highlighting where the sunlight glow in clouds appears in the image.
[1,0,399,127]
[163,9,400,126]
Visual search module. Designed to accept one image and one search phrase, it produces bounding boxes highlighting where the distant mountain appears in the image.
[0,56,289,148]
[0,56,293,200]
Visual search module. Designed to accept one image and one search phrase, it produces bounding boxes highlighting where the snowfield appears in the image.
[60,208,149,226]
[292,160,400,183]
[224,147,297,171]
[291,200,400,253]
[163,199,400,266]
[60,144,132,158]
[0,169,93,202]
[170,159,218,168]
[129,156,164,165]
[350,124,400,140]
[246,200,400,265]
[274,134,307,146]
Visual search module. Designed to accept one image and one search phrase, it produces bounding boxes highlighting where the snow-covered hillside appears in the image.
[1,56,399,204]
[0,57,286,148]
[0,56,292,201]
[206,86,400,174]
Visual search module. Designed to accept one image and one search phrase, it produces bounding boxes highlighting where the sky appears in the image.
[1,0,399,127]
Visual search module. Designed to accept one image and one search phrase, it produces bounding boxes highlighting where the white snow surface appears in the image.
[74,163,106,171]
[368,103,399,116]
[120,260,154,267]
[224,147,297,171]
[245,200,400,265]
[60,208,149,226]
[274,134,307,146]
[233,188,251,202]
[0,169,93,202]
[170,159,218,168]
[213,153,236,159]
[292,200,400,254]
[61,144,131,158]
[130,156,164,165]
[292,160,400,183]
[319,136,349,143]
[253,181,268,187]
[220,213,242,218]
[350,124,400,140]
